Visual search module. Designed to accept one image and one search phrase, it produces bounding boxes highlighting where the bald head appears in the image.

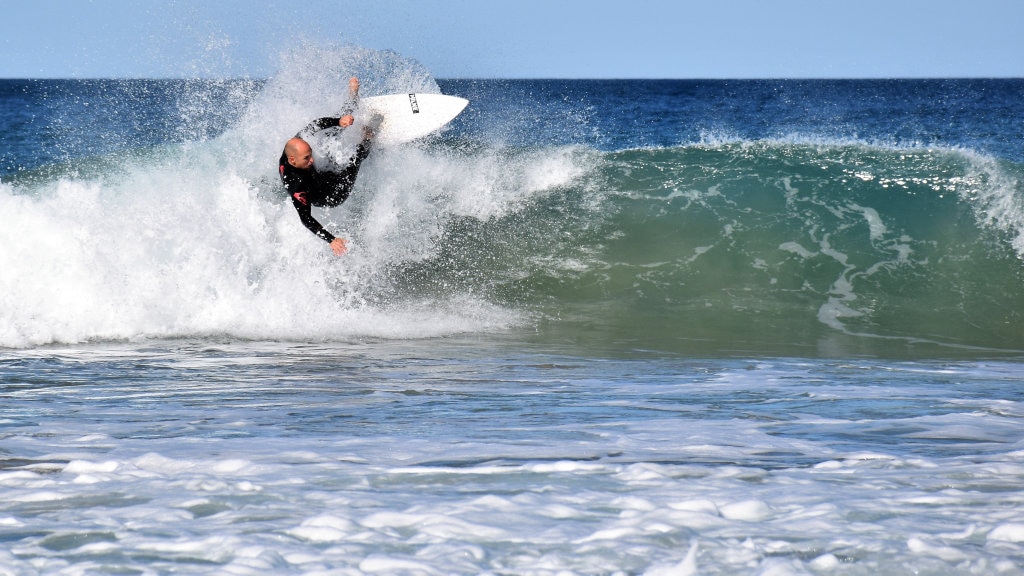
[284,137,314,169]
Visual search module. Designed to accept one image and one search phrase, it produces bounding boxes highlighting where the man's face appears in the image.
[289,141,314,169]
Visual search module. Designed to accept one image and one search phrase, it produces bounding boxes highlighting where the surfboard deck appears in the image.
[357,93,468,145]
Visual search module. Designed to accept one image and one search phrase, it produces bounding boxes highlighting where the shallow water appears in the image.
[1,339,1022,574]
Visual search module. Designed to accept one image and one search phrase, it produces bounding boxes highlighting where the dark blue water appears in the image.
[0,79,259,176]
[438,79,1024,161]
[5,78,1023,177]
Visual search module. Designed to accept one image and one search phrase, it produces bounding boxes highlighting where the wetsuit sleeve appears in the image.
[291,195,335,244]
[295,117,345,138]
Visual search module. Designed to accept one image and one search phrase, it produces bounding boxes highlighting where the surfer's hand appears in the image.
[339,115,354,128]
[349,77,359,98]
[330,237,348,256]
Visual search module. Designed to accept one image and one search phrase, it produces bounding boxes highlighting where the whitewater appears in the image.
[1,46,1024,574]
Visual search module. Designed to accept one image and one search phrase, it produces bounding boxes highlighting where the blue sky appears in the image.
[2,0,1022,79]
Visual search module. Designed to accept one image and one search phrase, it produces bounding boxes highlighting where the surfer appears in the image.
[279,76,374,256]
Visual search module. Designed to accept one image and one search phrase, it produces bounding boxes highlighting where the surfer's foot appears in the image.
[362,125,375,140]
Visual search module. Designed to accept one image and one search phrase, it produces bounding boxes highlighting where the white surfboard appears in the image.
[357,93,468,145]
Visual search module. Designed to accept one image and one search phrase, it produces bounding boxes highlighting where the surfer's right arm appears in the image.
[296,116,352,138]
[339,76,360,118]
[296,77,362,137]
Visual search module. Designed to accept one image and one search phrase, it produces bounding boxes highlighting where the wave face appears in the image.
[1,53,1022,355]
[468,143,1024,356]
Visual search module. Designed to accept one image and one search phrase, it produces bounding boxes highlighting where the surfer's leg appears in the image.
[320,139,373,207]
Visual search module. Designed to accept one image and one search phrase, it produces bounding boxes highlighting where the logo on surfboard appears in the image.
[408,94,420,114]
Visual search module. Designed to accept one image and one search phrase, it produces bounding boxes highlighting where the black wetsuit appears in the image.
[278,117,372,243]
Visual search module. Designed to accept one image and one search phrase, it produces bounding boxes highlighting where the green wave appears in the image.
[391,141,1024,356]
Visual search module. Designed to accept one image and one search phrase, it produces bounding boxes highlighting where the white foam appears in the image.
[134,452,196,474]
[956,150,1024,260]
[289,514,357,543]
[360,511,507,540]
[850,203,887,241]
[644,541,699,576]
[359,557,441,575]
[668,499,721,515]
[537,503,584,519]
[908,536,970,562]
[64,460,120,474]
[0,470,50,486]
[989,523,1024,543]
[0,157,527,347]
[135,535,239,563]
[778,241,816,259]
[9,487,74,503]
[718,499,774,521]
[528,460,606,474]
[808,553,840,570]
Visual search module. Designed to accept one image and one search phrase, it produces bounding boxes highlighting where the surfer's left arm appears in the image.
[289,193,347,255]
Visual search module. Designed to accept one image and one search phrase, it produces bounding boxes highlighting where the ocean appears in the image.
[1,46,1023,574]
